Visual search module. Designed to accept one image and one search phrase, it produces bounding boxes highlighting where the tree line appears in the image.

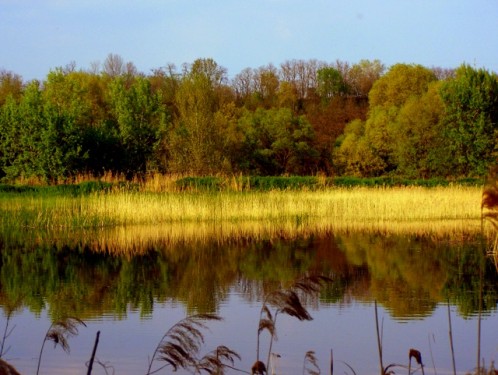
[0,54,497,182]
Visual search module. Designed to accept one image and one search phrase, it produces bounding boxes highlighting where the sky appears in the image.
[1,0,498,81]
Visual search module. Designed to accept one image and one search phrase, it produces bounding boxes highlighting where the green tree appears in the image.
[169,60,225,175]
[339,64,437,176]
[39,69,100,180]
[368,64,436,175]
[362,106,399,174]
[238,108,319,175]
[108,76,168,177]
[369,63,436,108]
[0,81,46,180]
[277,81,299,111]
[40,69,120,177]
[38,102,87,181]
[212,102,244,173]
[0,95,24,179]
[333,119,386,176]
[392,82,446,177]
[316,66,346,100]
[439,64,498,176]
[0,73,88,183]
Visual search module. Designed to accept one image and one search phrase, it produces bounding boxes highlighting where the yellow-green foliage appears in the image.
[0,186,488,240]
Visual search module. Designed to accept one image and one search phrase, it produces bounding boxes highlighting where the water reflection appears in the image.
[0,226,497,374]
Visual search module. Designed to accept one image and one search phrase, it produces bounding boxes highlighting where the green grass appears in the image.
[0,176,484,196]
[0,181,117,196]
[174,176,484,192]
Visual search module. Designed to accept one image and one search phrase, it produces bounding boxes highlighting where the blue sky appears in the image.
[2,0,498,80]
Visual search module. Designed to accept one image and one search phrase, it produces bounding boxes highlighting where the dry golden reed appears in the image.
[83,185,483,225]
[1,184,491,256]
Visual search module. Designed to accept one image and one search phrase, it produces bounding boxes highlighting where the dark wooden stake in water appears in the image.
[330,349,333,375]
[87,330,100,375]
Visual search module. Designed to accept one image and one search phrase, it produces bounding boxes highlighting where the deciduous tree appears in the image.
[369,63,436,108]
[238,108,319,175]
[316,67,346,100]
[335,64,437,176]
[0,69,23,106]
[439,64,498,176]
[392,82,445,177]
[108,76,168,177]
[169,62,223,175]
[253,65,279,108]
[334,119,386,177]
[346,59,385,98]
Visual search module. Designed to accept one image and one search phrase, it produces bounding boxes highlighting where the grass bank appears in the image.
[0,175,483,194]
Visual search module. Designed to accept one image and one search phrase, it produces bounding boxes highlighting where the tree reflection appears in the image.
[337,233,498,319]
[0,230,496,321]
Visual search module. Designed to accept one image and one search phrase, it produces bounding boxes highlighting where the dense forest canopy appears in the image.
[0,54,497,182]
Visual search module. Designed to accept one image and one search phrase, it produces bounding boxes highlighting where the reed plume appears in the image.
[195,345,241,374]
[257,305,275,362]
[257,275,332,371]
[146,313,231,375]
[251,360,267,374]
[265,290,313,321]
[303,350,320,375]
[408,348,424,375]
[0,358,21,375]
[36,317,86,375]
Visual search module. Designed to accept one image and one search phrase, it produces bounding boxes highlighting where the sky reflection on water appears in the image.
[0,229,497,374]
[3,297,498,375]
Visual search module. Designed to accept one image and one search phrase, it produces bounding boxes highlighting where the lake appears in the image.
[0,224,497,375]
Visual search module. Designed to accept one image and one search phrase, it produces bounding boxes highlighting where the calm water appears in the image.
[0,228,497,375]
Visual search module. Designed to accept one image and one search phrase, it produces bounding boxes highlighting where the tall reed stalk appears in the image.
[0,186,484,233]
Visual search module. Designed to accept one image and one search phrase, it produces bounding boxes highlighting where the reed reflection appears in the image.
[0,227,496,322]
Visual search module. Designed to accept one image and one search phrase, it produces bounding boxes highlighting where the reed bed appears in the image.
[39,219,487,258]
[87,186,484,225]
[0,185,489,244]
